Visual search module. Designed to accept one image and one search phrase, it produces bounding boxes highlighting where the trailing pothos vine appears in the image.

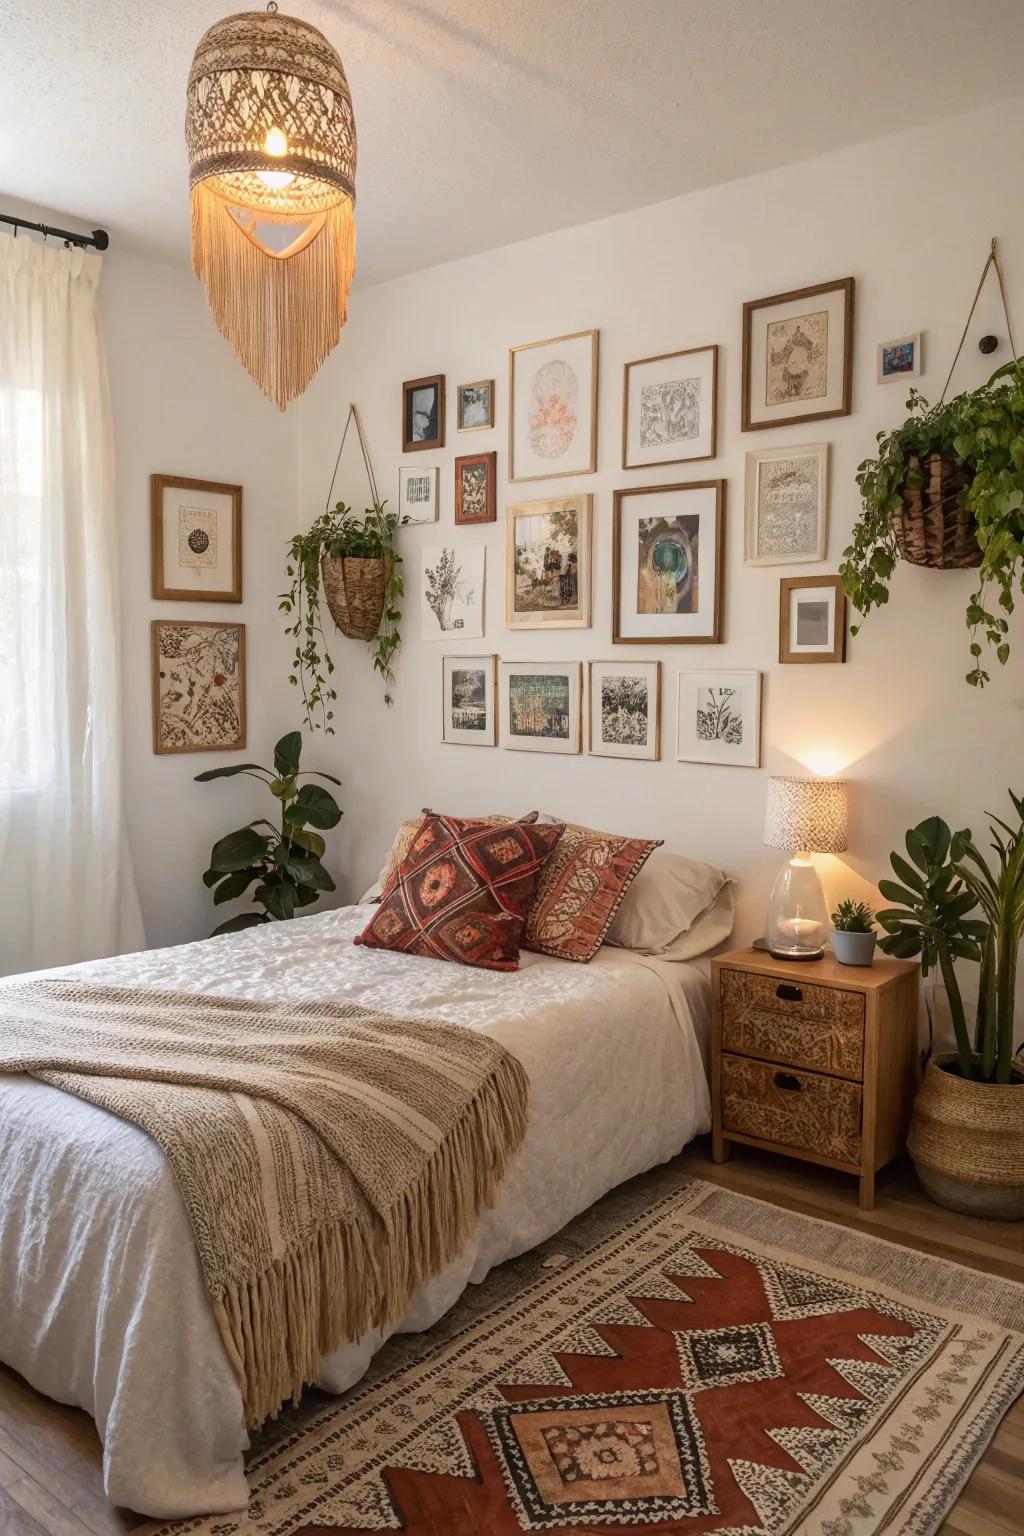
[280,501,406,731]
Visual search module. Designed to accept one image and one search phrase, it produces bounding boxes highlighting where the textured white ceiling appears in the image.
[3,0,1023,286]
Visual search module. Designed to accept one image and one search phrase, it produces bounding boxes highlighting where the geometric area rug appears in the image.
[157,1179,1024,1536]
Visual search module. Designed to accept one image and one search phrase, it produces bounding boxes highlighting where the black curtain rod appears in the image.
[0,213,109,251]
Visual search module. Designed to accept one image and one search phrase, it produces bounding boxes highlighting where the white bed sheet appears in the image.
[0,905,711,1518]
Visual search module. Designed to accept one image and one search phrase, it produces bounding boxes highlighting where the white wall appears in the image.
[297,98,1024,978]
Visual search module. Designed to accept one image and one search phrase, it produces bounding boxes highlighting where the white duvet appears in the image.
[0,906,711,1518]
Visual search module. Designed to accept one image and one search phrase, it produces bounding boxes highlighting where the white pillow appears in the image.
[605,850,731,957]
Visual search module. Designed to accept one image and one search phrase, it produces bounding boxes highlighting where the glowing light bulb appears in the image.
[257,126,295,190]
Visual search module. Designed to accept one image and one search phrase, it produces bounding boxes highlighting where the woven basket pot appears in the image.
[907,1053,1024,1219]
[321,553,386,641]
[893,452,981,569]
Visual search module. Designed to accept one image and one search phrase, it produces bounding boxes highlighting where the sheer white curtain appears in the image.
[0,232,143,974]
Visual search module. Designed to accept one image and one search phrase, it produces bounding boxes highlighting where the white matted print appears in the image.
[779,575,846,663]
[623,345,717,469]
[613,481,724,644]
[877,333,922,384]
[742,278,854,431]
[744,443,829,565]
[506,494,591,629]
[151,474,241,602]
[500,661,582,754]
[509,329,598,482]
[676,670,761,768]
[588,660,660,761]
[398,465,439,523]
[421,544,485,640]
[442,655,497,745]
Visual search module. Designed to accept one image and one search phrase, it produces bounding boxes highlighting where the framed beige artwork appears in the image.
[613,480,725,644]
[622,344,718,469]
[588,660,661,761]
[151,619,246,755]
[506,493,591,629]
[779,574,847,663]
[508,329,598,482]
[151,474,242,602]
[742,277,854,431]
[744,442,829,565]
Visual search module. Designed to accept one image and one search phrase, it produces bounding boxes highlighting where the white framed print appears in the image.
[588,660,660,761]
[613,480,725,644]
[442,655,497,745]
[622,344,718,469]
[508,329,598,482]
[744,443,829,565]
[779,575,846,663]
[398,465,439,523]
[421,544,485,640]
[877,333,922,384]
[500,661,582,754]
[742,277,854,431]
[151,474,242,602]
[676,670,762,768]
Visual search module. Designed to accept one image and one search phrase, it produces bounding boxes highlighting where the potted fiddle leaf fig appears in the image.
[195,731,342,936]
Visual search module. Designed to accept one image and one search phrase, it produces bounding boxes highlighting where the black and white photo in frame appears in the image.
[779,575,846,664]
[442,655,497,745]
[676,669,762,768]
[398,464,439,523]
[613,480,724,644]
[457,379,495,431]
[744,443,829,565]
[622,345,718,469]
[588,660,660,761]
[421,544,485,640]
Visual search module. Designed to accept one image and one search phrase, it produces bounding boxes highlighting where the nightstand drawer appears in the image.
[721,1053,863,1165]
[720,967,865,1078]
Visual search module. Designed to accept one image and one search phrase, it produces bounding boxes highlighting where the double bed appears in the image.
[0,902,713,1518]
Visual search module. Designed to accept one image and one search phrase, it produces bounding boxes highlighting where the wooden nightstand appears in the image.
[711,947,920,1210]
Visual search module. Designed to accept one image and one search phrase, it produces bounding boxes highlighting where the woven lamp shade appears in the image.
[763,775,849,854]
[186,8,357,409]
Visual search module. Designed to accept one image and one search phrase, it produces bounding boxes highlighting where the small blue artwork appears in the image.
[878,333,921,383]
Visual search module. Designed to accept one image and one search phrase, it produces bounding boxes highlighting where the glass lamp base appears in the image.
[766,940,825,961]
[765,853,829,961]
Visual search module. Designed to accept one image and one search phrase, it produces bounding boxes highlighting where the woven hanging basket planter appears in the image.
[321,553,386,641]
[907,1053,1024,1219]
[893,452,981,570]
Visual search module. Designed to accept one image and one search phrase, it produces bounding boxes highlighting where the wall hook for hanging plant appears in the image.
[940,237,1018,401]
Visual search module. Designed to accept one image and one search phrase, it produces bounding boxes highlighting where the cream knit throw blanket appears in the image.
[0,979,530,1427]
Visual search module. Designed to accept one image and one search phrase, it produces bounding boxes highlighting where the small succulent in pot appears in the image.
[830,898,877,966]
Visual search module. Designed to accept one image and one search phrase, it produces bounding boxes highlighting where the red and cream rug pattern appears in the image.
[164,1180,1024,1536]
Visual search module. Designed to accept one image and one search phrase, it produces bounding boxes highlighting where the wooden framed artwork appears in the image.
[622,344,718,469]
[676,670,762,769]
[454,451,497,525]
[508,329,598,482]
[151,619,245,755]
[779,574,847,663]
[421,544,485,640]
[151,474,242,602]
[744,443,829,565]
[398,464,439,523]
[442,655,497,745]
[878,332,922,384]
[500,661,582,754]
[506,493,591,630]
[613,480,725,645]
[741,277,854,431]
[402,374,445,452]
[588,660,660,761]
[457,379,494,431]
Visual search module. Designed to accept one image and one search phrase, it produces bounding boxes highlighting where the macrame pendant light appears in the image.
[186,4,357,409]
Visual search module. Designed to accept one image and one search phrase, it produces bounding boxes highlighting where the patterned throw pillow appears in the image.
[354,812,565,971]
[377,811,539,893]
[523,823,664,963]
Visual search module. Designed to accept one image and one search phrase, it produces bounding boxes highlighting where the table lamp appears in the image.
[763,775,849,960]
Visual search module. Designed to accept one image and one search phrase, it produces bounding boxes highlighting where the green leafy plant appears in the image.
[830,898,875,933]
[840,359,1024,685]
[955,792,1024,1083]
[280,501,407,729]
[195,731,341,936]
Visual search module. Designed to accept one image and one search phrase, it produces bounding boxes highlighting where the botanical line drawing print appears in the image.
[449,667,486,730]
[756,454,820,558]
[509,673,570,739]
[155,623,242,750]
[178,506,218,567]
[601,674,649,746]
[460,464,488,521]
[636,514,700,615]
[424,547,476,633]
[529,358,578,459]
[639,376,700,448]
[696,684,743,745]
[514,504,580,614]
[766,309,828,405]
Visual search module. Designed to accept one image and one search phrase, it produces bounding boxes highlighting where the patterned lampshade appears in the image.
[763,775,849,854]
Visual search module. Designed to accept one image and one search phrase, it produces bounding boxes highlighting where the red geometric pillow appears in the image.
[354,811,564,971]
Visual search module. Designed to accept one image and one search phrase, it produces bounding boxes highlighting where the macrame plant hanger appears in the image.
[319,404,389,644]
[939,237,1018,403]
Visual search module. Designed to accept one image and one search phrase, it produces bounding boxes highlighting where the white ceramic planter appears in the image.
[830,929,877,966]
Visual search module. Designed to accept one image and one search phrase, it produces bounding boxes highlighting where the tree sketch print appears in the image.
[424,547,475,632]
[696,685,743,745]
[601,675,648,746]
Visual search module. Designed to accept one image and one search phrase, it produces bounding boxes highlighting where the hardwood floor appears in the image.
[0,1139,1021,1534]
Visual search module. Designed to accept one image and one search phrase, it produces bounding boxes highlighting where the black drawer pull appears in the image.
[776,983,803,1003]
[773,1071,802,1092]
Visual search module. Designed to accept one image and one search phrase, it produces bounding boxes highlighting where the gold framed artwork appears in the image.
[454,451,497,525]
[676,670,762,769]
[588,660,661,761]
[151,619,245,755]
[441,655,497,746]
[506,493,591,630]
[500,661,582,754]
[622,344,718,469]
[151,474,242,603]
[457,379,494,431]
[612,480,725,645]
[779,574,847,664]
[741,277,854,432]
[744,443,829,565]
[402,374,445,452]
[508,329,598,482]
